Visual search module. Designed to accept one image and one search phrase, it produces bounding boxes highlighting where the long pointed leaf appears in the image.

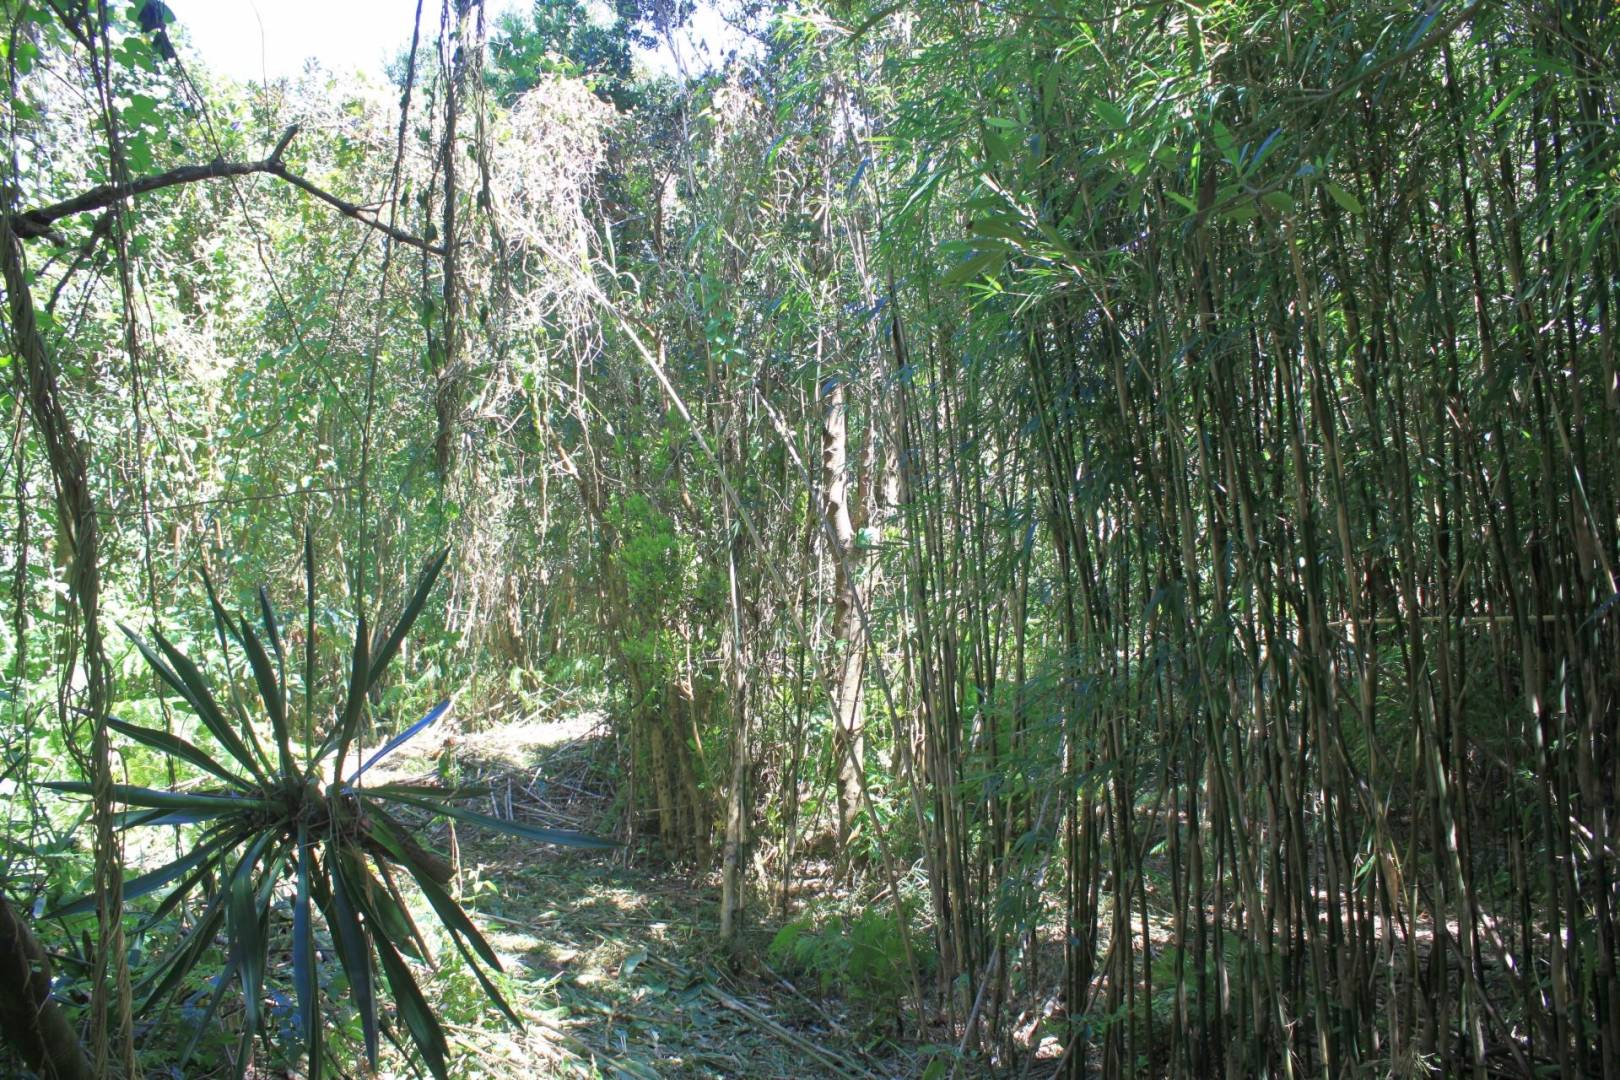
[373,857,430,961]
[362,781,494,799]
[223,682,277,790]
[107,717,252,791]
[238,615,293,777]
[256,844,292,911]
[178,964,239,1070]
[293,827,320,1072]
[257,585,285,667]
[342,849,424,961]
[229,1026,256,1080]
[138,845,233,932]
[196,573,275,786]
[227,833,275,1041]
[348,700,450,785]
[44,780,266,815]
[48,830,234,918]
[114,807,217,829]
[156,631,253,762]
[200,567,243,653]
[366,546,449,694]
[405,865,522,1028]
[385,854,486,971]
[362,803,453,884]
[447,926,521,1026]
[304,530,316,747]
[119,624,255,779]
[371,930,450,1079]
[141,627,268,783]
[138,888,226,1010]
[328,849,380,1065]
[334,613,370,784]
[375,790,617,849]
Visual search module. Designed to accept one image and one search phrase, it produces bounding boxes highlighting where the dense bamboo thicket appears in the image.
[858,3,1620,1075]
[2,0,1616,1076]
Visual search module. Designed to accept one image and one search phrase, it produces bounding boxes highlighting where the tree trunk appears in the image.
[0,890,94,1080]
[821,376,866,871]
[2,213,128,1076]
[434,0,478,475]
[719,502,751,942]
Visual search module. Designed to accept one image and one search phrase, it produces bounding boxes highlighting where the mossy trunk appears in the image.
[0,890,93,1080]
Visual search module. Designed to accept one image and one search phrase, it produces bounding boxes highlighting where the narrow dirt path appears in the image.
[380,711,915,1079]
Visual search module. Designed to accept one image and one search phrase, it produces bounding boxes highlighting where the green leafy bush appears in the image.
[768,902,916,1027]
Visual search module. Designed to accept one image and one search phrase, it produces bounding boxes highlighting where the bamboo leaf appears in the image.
[1093,98,1127,130]
[1260,190,1294,214]
[1165,190,1198,215]
[1325,179,1363,215]
[942,248,1006,286]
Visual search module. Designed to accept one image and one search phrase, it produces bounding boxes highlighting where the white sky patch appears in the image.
[167,0,527,84]
[165,0,755,85]
[639,3,757,78]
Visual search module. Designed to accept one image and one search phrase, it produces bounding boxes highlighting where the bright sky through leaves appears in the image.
[164,0,745,83]
[165,0,528,82]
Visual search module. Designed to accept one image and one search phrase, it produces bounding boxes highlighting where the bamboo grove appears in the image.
[1,0,1617,1077]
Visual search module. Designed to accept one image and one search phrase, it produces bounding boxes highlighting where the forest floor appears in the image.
[376,708,923,1080]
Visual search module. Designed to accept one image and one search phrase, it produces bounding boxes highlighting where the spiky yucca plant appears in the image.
[47,544,612,1078]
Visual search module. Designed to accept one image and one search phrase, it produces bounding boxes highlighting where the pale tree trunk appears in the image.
[821,375,866,870]
[719,490,750,942]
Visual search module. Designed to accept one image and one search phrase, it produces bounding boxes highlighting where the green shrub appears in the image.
[768,902,917,1027]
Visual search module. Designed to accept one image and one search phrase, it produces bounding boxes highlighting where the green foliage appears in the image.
[488,0,694,107]
[605,492,694,668]
[5,0,1619,1072]
[767,901,921,1028]
[46,547,612,1079]
[609,493,686,611]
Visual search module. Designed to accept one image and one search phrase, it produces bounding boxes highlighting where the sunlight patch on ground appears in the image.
[368,707,607,782]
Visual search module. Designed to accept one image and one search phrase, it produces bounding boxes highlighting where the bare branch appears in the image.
[266,166,443,255]
[7,126,445,256]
